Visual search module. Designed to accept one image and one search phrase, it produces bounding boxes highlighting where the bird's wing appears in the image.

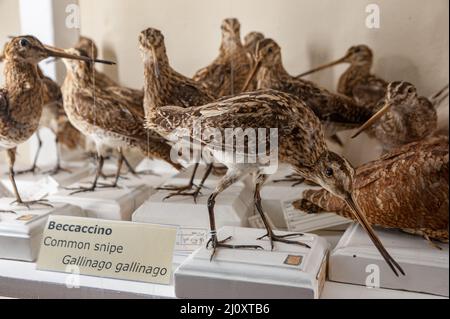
[172,81,215,107]
[283,79,372,125]
[103,86,145,118]
[352,76,387,107]
[0,88,10,120]
[355,135,449,189]
[75,88,149,141]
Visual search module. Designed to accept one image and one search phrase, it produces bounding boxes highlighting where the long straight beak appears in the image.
[351,101,392,138]
[44,46,115,65]
[242,59,262,92]
[344,197,405,277]
[297,56,348,78]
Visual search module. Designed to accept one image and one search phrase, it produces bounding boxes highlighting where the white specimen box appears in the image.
[329,223,449,297]
[0,163,92,200]
[174,226,329,299]
[283,202,351,233]
[132,185,253,229]
[0,198,84,262]
[49,174,154,221]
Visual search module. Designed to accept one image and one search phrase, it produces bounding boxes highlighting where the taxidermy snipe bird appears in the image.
[146,88,405,276]
[298,45,387,110]
[61,48,182,195]
[352,81,443,151]
[244,32,265,58]
[75,35,146,108]
[242,39,373,139]
[295,135,449,246]
[193,18,253,97]
[139,27,216,199]
[1,46,83,176]
[0,35,110,207]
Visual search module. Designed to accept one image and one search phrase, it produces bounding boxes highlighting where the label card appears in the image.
[37,216,177,285]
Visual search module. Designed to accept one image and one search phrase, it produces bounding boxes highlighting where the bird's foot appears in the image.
[273,174,305,187]
[43,165,72,176]
[10,198,53,209]
[158,183,196,192]
[257,232,310,251]
[66,183,120,195]
[129,169,161,178]
[15,165,41,176]
[162,186,204,203]
[0,210,17,215]
[206,236,264,261]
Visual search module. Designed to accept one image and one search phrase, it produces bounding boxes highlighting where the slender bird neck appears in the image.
[66,64,96,89]
[220,34,243,55]
[143,56,173,114]
[338,61,373,96]
[258,60,290,85]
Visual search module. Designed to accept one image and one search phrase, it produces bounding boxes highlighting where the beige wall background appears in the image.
[1,0,449,166]
[79,0,449,94]
[0,0,20,86]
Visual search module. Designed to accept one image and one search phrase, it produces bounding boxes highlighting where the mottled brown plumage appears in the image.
[61,48,180,194]
[298,45,387,110]
[352,81,438,151]
[1,35,107,207]
[242,39,373,137]
[193,18,253,97]
[295,135,449,242]
[244,32,265,58]
[146,89,404,276]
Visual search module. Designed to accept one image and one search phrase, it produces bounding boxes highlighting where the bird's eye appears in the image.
[19,38,30,48]
[325,168,334,177]
[354,47,361,53]
[408,88,415,94]
[267,47,273,54]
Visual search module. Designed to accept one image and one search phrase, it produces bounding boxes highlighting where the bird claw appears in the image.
[0,210,17,215]
[257,232,310,251]
[43,166,72,176]
[130,170,160,177]
[157,184,197,192]
[162,188,203,203]
[272,174,305,187]
[16,166,41,176]
[10,199,53,209]
[207,236,264,261]
[67,182,120,195]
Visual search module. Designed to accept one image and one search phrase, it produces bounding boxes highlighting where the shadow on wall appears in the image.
[376,55,421,88]
[101,41,120,84]
[304,43,335,90]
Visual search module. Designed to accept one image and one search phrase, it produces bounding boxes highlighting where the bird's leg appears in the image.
[105,148,125,188]
[67,155,116,195]
[207,169,264,261]
[158,163,199,192]
[16,131,42,175]
[254,174,310,250]
[163,163,213,203]
[123,155,159,177]
[44,136,71,175]
[7,148,52,209]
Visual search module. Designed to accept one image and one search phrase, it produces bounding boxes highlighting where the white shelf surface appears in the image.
[0,258,443,299]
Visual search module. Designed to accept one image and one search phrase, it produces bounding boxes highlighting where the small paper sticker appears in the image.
[16,214,38,222]
[284,255,303,266]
